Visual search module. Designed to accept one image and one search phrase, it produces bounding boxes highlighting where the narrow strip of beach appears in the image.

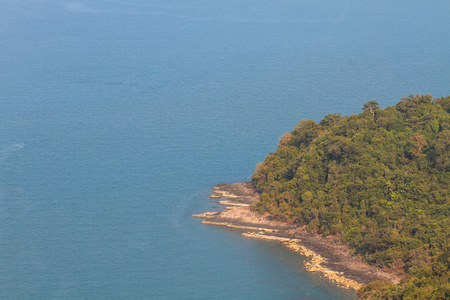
[193,182,399,291]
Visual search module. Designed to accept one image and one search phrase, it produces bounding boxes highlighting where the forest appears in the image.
[251,94,449,299]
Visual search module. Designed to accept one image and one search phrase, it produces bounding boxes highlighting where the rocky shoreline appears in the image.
[193,182,400,291]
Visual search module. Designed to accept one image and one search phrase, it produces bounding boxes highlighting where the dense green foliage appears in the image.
[251,95,450,299]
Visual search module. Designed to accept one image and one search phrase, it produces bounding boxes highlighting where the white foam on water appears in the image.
[0,143,25,166]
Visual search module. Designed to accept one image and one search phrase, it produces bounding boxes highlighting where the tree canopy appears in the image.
[251,94,450,299]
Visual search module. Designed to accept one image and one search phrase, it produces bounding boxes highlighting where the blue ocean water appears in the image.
[0,1,449,299]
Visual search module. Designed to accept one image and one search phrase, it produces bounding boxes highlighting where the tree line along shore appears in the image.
[194,182,399,291]
[194,95,450,299]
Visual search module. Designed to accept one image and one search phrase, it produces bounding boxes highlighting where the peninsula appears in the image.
[194,182,398,290]
[194,95,450,299]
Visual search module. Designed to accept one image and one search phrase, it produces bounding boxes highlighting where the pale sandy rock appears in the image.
[192,183,400,290]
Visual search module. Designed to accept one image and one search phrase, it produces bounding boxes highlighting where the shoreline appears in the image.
[192,182,400,291]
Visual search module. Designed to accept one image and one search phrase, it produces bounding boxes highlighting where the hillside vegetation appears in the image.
[251,94,450,299]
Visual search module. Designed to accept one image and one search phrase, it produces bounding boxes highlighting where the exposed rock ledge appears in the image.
[192,182,400,291]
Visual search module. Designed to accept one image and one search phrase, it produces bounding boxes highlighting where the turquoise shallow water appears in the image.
[0,1,449,299]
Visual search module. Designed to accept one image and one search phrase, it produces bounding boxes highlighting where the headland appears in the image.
[193,182,399,291]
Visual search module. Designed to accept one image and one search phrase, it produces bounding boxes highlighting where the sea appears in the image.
[0,1,448,299]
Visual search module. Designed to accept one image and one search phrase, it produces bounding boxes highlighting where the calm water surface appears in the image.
[0,1,449,299]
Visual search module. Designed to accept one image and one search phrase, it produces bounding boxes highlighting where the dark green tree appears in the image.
[251,95,450,299]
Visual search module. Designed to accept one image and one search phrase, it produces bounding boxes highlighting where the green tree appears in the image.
[251,95,450,299]
[362,100,380,118]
